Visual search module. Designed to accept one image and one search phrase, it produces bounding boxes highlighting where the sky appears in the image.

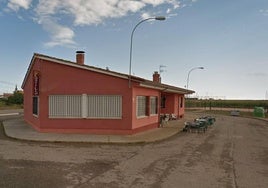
[0,0,268,100]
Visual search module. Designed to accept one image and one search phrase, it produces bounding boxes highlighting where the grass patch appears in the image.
[186,109,267,119]
[0,101,23,110]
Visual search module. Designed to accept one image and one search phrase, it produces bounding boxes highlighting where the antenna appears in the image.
[159,65,167,74]
[0,81,16,86]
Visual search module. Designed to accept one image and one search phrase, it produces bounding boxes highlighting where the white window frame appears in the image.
[150,96,158,115]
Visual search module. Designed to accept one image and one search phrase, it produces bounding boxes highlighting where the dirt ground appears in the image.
[0,112,267,188]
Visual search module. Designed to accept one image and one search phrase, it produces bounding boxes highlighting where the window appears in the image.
[49,94,122,119]
[32,71,40,116]
[161,95,166,108]
[180,96,184,108]
[87,95,122,118]
[136,96,147,117]
[49,95,82,118]
[150,97,158,115]
[33,96,39,116]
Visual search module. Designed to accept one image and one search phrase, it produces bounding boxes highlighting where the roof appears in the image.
[22,53,194,95]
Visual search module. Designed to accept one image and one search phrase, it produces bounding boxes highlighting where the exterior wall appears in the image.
[161,93,176,115]
[24,59,134,134]
[23,69,41,130]
[23,57,186,134]
[132,86,161,130]
[160,93,185,118]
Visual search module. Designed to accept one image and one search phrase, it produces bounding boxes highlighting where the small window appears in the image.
[33,96,39,116]
[150,97,158,115]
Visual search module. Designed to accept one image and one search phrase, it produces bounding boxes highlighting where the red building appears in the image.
[21,51,194,134]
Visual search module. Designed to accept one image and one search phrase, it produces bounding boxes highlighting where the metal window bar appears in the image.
[49,95,82,118]
[137,96,146,117]
[87,95,122,118]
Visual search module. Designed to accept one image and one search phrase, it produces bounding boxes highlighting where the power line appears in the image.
[0,81,16,86]
[0,81,17,94]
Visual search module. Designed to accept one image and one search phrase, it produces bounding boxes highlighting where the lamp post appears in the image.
[128,16,166,87]
[186,66,204,90]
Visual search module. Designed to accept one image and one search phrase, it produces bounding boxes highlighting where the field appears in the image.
[186,99,268,118]
[186,99,268,109]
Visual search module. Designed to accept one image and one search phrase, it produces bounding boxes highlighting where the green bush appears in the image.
[6,92,23,105]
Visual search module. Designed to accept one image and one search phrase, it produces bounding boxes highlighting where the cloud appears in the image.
[142,0,165,6]
[40,17,76,48]
[6,0,187,47]
[259,9,268,16]
[141,12,153,20]
[166,8,171,14]
[67,0,147,26]
[7,0,32,11]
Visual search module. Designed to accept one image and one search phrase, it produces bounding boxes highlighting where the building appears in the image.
[0,85,23,99]
[2,93,13,99]
[21,51,194,134]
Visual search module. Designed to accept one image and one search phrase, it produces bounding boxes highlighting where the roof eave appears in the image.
[21,53,37,89]
[21,53,130,89]
[139,83,195,95]
[21,53,195,95]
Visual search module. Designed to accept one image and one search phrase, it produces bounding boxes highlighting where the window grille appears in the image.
[136,96,147,117]
[150,96,158,115]
[49,95,122,119]
[87,95,122,118]
[49,95,82,118]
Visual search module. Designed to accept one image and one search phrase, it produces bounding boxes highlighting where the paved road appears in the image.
[0,113,267,188]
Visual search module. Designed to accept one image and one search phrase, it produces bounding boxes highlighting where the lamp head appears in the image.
[155,16,166,21]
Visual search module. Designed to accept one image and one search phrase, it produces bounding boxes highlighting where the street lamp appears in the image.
[128,16,166,87]
[186,66,204,90]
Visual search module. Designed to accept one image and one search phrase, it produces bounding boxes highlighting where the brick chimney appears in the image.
[153,71,161,83]
[76,51,85,65]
